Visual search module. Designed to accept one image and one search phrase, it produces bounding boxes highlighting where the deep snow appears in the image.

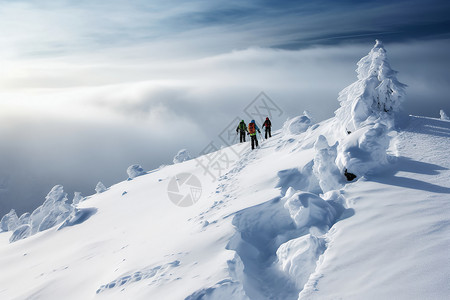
[0,41,449,300]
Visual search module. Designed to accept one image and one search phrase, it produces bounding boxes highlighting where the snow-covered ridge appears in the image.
[1,41,449,300]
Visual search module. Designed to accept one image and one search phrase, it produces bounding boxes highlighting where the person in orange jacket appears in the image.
[248,120,261,150]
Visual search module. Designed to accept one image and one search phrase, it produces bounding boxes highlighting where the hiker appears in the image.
[262,117,272,139]
[236,120,248,143]
[248,120,261,150]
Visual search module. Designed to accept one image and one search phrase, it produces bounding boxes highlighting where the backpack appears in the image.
[248,122,256,134]
[239,122,246,131]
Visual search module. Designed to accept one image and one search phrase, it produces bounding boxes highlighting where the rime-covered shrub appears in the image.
[335,40,406,132]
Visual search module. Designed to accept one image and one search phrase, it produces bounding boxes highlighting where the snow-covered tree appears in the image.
[313,135,342,193]
[72,192,84,205]
[173,149,192,164]
[29,185,72,234]
[0,209,19,232]
[95,182,107,194]
[126,164,146,180]
[335,40,406,132]
[440,109,449,121]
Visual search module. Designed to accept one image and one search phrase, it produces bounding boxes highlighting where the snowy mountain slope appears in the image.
[0,114,448,300]
[0,142,247,300]
[1,41,449,300]
[0,124,317,300]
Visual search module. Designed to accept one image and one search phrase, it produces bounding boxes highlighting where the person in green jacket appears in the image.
[236,120,248,143]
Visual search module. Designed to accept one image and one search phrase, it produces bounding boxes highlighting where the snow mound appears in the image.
[58,207,97,230]
[284,192,338,232]
[282,112,313,135]
[335,40,406,132]
[276,234,326,289]
[313,135,342,193]
[127,164,146,180]
[440,109,449,121]
[173,149,192,164]
[276,163,321,196]
[336,123,391,178]
[95,181,107,193]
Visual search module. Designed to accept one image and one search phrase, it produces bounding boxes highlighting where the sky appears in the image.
[1,0,450,216]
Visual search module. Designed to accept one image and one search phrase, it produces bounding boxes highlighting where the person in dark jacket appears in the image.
[262,117,272,139]
[236,120,248,143]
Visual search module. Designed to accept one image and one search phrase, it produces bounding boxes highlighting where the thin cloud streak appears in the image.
[1,0,449,61]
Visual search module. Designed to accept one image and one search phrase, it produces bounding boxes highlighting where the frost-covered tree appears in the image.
[335,40,406,132]
[127,164,146,180]
[8,185,94,243]
[313,135,342,193]
[173,149,192,164]
[0,209,19,232]
[18,212,30,225]
[95,181,107,194]
[29,185,72,234]
[440,109,449,121]
[72,192,84,205]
